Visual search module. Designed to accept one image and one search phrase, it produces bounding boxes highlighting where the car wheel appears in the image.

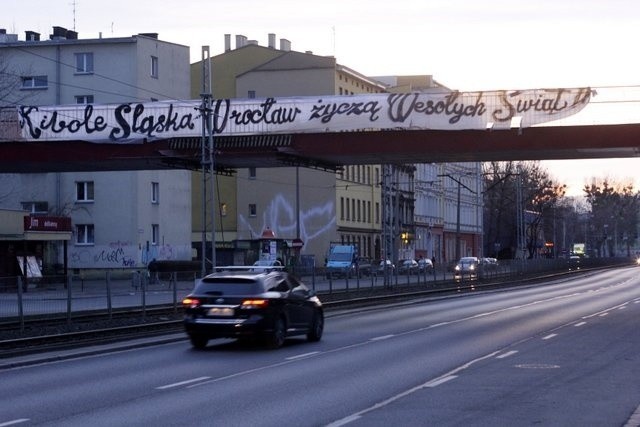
[189,334,208,350]
[266,317,286,349]
[307,310,324,342]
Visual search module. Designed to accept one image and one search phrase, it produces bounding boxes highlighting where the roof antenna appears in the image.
[71,0,77,31]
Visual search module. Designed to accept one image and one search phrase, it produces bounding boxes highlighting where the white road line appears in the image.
[325,351,499,426]
[326,414,362,427]
[542,334,557,340]
[425,375,457,387]
[286,351,320,360]
[574,321,587,327]
[156,376,211,390]
[496,350,518,359]
[369,335,394,341]
[624,402,640,427]
[0,420,30,427]
[599,312,609,317]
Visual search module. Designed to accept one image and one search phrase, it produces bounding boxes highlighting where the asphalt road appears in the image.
[2,267,640,426]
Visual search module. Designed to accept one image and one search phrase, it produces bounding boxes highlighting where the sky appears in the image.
[5,0,640,196]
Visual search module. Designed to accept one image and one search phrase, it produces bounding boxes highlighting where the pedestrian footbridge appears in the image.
[2,86,639,173]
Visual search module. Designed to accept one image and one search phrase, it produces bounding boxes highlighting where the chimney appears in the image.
[50,26,67,40]
[235,34,247,48]
[268,33,276,49]
[224,34,231,51]
[25,31,40,41]
[0,29,6,34]
[279,38,291,52]
[66,30,77,40]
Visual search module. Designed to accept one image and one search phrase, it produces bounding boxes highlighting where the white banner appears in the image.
[17,88,591,143]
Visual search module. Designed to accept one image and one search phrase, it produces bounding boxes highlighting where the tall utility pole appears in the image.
[438,173,476,262]
[200,46,216,276]
[381,164,394,285]
[516,165,525,259]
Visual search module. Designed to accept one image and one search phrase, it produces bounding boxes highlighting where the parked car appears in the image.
[355,257,373,277]
[398,259,419,275]
[252,259,284,272]
[377,259,395,275]
[417,257,434,272]
[480,257,498,271]
[454,256,480,278]
[182,267,323,349]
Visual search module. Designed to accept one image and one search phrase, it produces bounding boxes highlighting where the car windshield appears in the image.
[329,253,353,262]
[195,277,264,295]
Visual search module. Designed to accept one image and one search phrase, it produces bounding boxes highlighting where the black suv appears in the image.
[182,267,324,349]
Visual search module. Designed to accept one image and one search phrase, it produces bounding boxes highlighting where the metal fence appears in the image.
[0,257,634,328]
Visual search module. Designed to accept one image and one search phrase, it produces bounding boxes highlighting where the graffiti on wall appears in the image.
[70,240,191,268]
[239,193,336,247]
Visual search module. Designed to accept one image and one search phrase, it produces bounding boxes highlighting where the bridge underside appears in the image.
[2,123,640,173]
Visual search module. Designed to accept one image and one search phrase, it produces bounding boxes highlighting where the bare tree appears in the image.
[584,179,639,257]
[483,161,566,258]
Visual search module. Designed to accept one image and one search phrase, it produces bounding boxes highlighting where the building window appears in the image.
[352,199,356,221]
[75,95,94,104]
[76,224,95,245]
[220,203,227,217]
[21,201,48,215]
[76,181,94,202]
[74,52,94,74]
[249,204,257,217]
[340,197,344,220]
[248,167,256,179]
[151,56,159,78]
[346,198,350,221]
[151,182,159,204]
[248,90,256,99]
[21,75,48,89]
[152,224,159,245]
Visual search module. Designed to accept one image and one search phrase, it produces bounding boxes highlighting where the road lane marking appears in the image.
[326,415,361,427]
[425,375,457,387]
[542,334,557,340]
[370,335,394,341]
[286,351,320,360]
[599,312,609,317]
[574,321,587,327]
[496,350,518,359]
[624,402,640,427]
[326,351,499,426]
[0,420,29,427]
[156,376,211,390]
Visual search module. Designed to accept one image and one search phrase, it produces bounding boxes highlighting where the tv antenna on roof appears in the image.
[71,0,77,31]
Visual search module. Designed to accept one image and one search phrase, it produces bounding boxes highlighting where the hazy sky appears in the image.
[5,0,640,196]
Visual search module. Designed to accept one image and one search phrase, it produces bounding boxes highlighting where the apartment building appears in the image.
[190,34,387,266]
[0,27,192,272]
